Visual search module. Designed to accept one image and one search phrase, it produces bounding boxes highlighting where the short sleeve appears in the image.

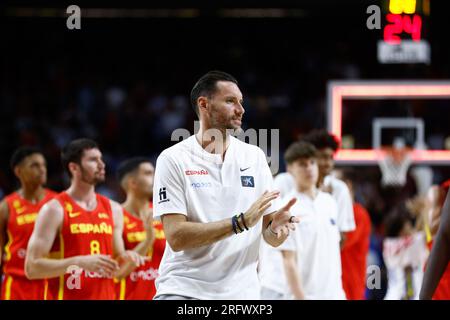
[153,154,188,219]
[273,172,295,198]
[333,180,356,232]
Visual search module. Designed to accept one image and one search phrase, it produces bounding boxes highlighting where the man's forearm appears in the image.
[26,256,80,280]
[114,260,135,280]
[420,192,450,299]
[167,219,235,252]
[283,258,304,299]
[133,234,154,256]
[114,238,154,280]
[431,217,441,236]
[420,229,450,299]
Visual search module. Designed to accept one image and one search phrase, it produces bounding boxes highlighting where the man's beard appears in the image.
[226,117,243,131]
[210,108,242,132]
[80,167,105,185]
[213,119,243,137]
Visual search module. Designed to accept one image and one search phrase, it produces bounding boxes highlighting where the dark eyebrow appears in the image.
[225,96,244,103]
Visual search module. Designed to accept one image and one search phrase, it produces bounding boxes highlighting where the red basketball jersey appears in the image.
[47,192,116,300]
[116,204,165,300]
[1,189,56,300]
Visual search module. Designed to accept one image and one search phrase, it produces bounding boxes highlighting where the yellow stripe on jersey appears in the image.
[44,279,49,300]
[4,275,13,300]
[119,279,126,300]
[4,230,13,262]
[58,233,65,300]
[48,251,61,259]
[148,246,153,260]
[424,220,432,244]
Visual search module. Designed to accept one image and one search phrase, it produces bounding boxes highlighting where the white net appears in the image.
[377,137,414,187]
[378,151,412,187]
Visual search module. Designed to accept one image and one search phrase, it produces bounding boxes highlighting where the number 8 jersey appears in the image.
[47,192,116,300]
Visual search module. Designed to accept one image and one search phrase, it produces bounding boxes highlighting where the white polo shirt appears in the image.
[259,237,288,296]
[274,172,355,232]
[267,190,346,300]
[153,135,277,300]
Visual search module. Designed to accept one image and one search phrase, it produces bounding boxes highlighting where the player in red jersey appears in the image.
[0,146,57,300]
[25,138,146,300]
[115,157,166,300]
[336,169,371,300]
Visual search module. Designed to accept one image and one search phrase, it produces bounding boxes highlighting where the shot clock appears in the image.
[378,0,430,64]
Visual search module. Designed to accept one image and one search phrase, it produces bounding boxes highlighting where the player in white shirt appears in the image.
[260,141,346,299]
[274,130,355,241]
[152,71,299,300]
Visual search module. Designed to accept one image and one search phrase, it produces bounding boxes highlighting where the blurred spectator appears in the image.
[382,206,429,300]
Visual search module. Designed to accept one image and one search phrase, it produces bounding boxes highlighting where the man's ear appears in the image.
[197,96,208,114]
[129,175,138,191]
[13,166,21,179]
[68,162,78,176]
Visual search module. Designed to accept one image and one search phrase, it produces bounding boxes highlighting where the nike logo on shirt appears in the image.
[240,167,250,172]
[69,212,81,218]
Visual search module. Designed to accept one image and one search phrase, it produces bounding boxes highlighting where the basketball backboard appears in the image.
[327,80,450,165]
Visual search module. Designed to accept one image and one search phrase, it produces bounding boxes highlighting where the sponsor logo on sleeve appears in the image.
[158,187,170,204]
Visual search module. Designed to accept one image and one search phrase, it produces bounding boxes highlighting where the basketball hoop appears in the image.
[377,138,413,188]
